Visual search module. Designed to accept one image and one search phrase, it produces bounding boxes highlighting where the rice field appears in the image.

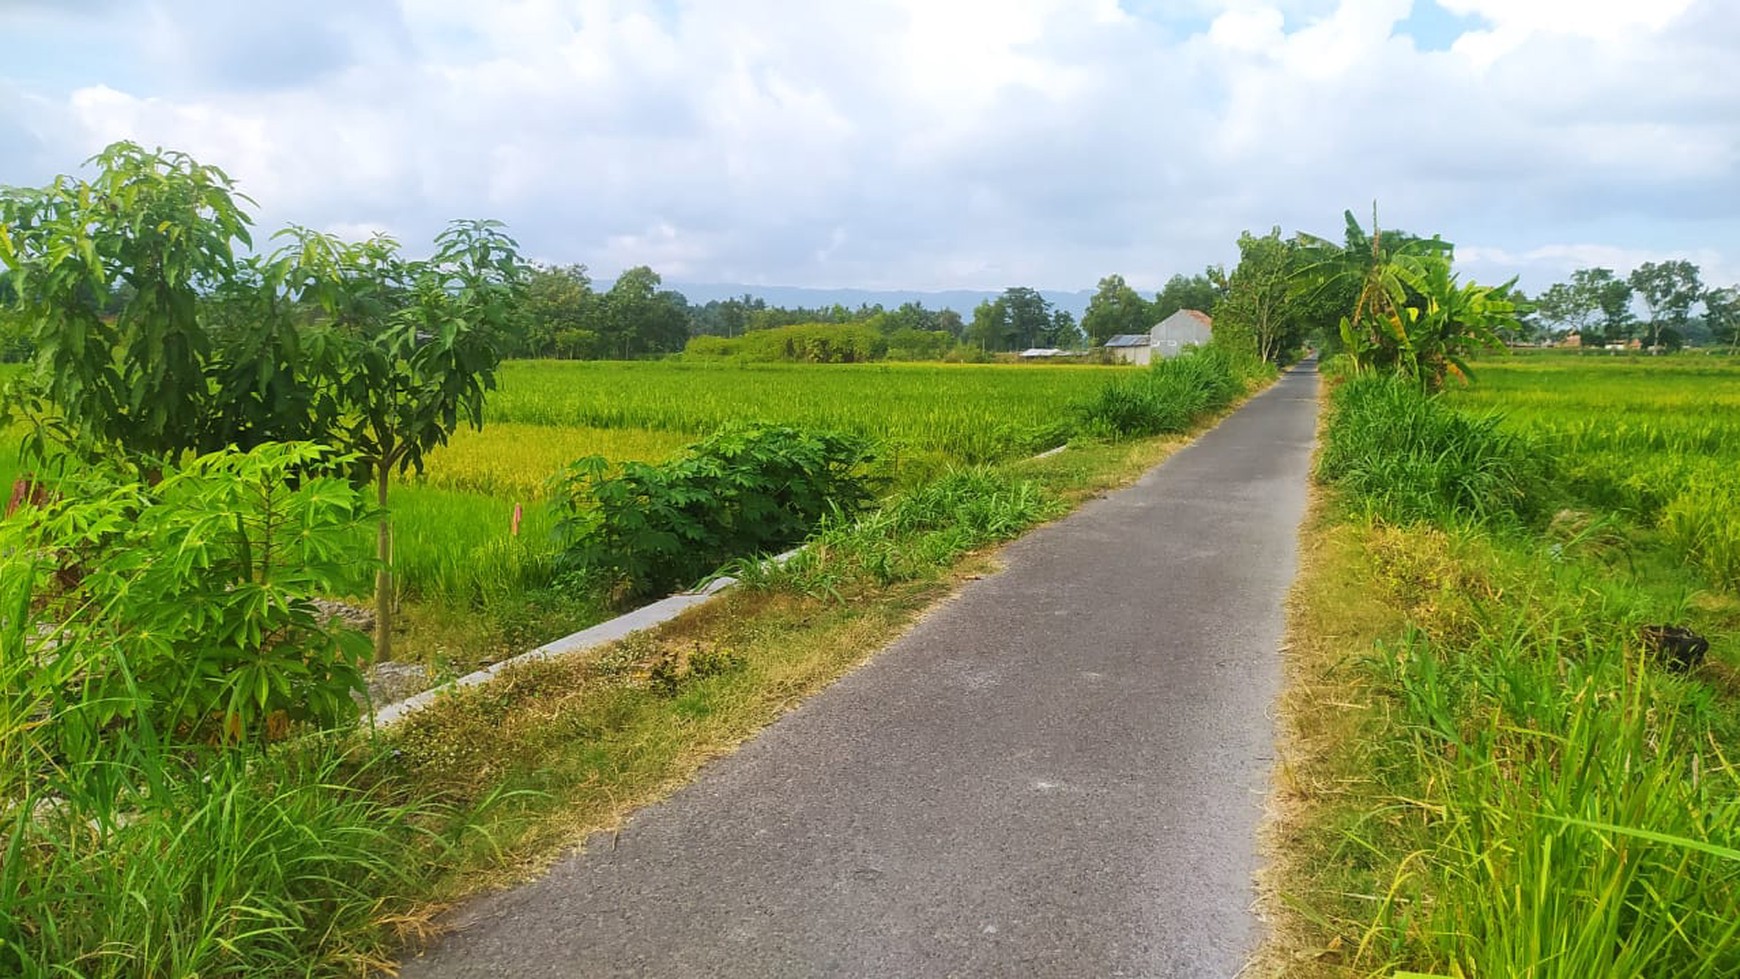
[1449,352,1740,590]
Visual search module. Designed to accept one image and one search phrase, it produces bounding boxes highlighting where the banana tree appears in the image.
[1292,205,1452,374]
[1395,258,1519,388]
[1294,205,1516,387]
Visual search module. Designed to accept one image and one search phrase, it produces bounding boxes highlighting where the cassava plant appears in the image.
[556,423,878,599]
[2,442,375,753]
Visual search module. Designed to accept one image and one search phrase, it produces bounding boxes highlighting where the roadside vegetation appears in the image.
[1264,354,1740,977]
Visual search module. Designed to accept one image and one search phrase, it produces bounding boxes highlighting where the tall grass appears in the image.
[750,466,1064,594]
[1317,373,1550,527]
[1358,592,1740,977]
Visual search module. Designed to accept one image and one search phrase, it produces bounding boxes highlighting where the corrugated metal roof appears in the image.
[1105,334,1149,347]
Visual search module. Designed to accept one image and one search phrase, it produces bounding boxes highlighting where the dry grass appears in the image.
[1252,504,1402,978]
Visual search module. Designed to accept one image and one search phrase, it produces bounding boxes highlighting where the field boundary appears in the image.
[371,546,803,726]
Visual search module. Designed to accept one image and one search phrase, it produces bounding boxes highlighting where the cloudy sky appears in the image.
[2,0,1735,295]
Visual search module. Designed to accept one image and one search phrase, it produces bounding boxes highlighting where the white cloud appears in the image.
[0,0,1734,295]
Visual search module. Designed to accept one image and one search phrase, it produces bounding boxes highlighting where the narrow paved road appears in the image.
[402,363,1319,978]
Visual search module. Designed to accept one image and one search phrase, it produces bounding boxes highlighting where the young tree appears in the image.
[271,221,524,659]
[1214,229,1297,363]
[2,142,527,662]
[1629,259,1702,353]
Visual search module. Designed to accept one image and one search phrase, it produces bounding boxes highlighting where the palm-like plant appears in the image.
[1294,205,1514,387]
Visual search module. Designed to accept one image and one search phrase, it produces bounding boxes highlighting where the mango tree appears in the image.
[0,143,254,462]
[272,222,524,659]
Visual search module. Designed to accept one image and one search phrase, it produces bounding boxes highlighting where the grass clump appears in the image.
[744,466,1064,594]
[0,738,482,979]
[1316,372,1550,527]
[1075,345,1263,438]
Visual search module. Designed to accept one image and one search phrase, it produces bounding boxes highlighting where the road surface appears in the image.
[401,362,1319,978]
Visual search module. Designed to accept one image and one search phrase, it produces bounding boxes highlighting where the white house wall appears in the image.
[1149,312,1214,359]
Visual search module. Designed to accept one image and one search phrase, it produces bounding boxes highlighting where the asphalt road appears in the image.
[401,362,1319,979]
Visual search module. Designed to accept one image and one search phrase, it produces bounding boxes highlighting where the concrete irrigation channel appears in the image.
[398,361,1321,978]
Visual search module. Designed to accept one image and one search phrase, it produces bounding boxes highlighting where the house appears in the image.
[1104,309,1216,365]
[1152,309,1214,357]
[1019,347,1068,359]
[1561,332,1582,348]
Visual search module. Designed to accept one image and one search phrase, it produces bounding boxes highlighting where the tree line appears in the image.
[1530,262,1739,351]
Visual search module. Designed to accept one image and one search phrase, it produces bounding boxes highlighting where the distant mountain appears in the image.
[659,282,1096,321]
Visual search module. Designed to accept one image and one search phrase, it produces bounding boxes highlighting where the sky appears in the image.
[2,0,1736,296]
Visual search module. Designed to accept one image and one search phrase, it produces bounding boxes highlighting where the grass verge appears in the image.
[1257,373,1740,978]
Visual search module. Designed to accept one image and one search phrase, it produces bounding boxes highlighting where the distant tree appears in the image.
[1533,280,1599,340]
[1082,273,1153,346]
[966,299,1007,351]
[999,287,1054,350]
[1500,287,1543,344]
[1153,272,1222,321]
[881,301,940,335]
[1569,268,1636,343]
[1629,259,1702,353]
[602,266,689,357]
[1706,285,1740,352]
[1047,309,1083,348]
[513,263,595,357]
[936,308,966,339]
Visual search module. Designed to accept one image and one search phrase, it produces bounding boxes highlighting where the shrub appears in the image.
[555,423,878,598]
[1317,373,1551,527]
[682,335,741,358]
[734,323,887,363]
